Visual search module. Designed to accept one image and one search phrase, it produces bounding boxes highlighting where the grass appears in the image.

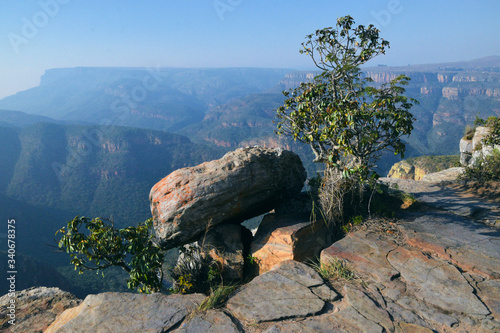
[193,284,237,315]
[310,258,357,282]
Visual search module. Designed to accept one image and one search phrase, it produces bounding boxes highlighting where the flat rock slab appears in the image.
[320,230,399,283]
[250,213,330,274]
[387,246,490,316]
[150,147,306,249]
[263,316,344,332]
[46,292,204,333]
[226,260,326,322]
[0,287,80,333]
[343,285,394,332]
[174,310,242,333]
[399,211,500,279]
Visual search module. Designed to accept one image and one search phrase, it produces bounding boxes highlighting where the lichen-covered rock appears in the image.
[0,287,80,333]
[150,147,306,249]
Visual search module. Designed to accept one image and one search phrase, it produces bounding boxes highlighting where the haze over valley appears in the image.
[1,0,500,310]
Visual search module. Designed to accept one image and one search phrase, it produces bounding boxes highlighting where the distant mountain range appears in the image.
[1,59,498,160]
[0,67,290,132]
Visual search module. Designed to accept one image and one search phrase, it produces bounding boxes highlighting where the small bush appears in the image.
[464,125,474,140]
[196,284,237,313]
[459,149,500,182]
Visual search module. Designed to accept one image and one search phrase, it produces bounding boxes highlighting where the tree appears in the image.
[276,16,417,180]
[57,216,164,293]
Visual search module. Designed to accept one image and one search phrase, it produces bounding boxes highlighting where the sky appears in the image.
[0,0,499,99]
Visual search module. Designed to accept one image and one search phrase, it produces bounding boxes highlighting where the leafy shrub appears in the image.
[57,217,164,293]
[459,148,500,182]
[484,117,500,146]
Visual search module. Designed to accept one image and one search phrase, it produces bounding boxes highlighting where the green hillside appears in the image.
[0,122,220,296]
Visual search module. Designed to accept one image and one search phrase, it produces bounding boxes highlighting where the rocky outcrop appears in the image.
[150,147,306,249]
[249,213,330,274]
[387,160,426,180]
[319,209,500,332]
[387,155,460,180]
[199,223,252,281]
[460,126,500,166]
[226,260,334,323]
[46,292,205,333]
[0,287,80,333]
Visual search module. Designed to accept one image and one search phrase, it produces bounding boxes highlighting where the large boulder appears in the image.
[45,292,205,333]
[150,147,306,249]
[0,287,80,333]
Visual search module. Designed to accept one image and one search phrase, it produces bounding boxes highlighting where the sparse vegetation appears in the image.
[194,284,237,314]
[169,244,222,295]
[310,258,358,282]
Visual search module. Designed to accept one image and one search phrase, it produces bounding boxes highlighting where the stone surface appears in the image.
[420,167,464,182]
[321,230,399,283]
[263,316,343,332]
[199,223,251,281]
[343,285,394,332]
[477,279,500,318]
[331,306,384,333]
[174,310,242,333]
[387,160,428,181]
[250,213,330,274]
[150,147,306,249]
[45,292,204,333]
[226,260,326,323]
[380,177,500,226]
[387,246,490,316]
[400,212,500,279]
[0,287,80,333]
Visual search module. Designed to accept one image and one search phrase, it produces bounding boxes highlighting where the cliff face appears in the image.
[387,155,460,180]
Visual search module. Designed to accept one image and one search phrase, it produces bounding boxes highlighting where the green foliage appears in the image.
[276,15,417,182]
[459,148,500,182]
[245,255,259,266]
[57,216,164,293]
[483,116,500,146]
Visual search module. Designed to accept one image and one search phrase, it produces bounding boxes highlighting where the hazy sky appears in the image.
[1,0,499,99]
